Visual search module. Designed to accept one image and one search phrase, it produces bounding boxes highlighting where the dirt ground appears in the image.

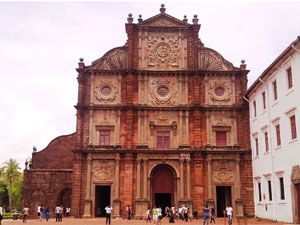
[1,217,288,225]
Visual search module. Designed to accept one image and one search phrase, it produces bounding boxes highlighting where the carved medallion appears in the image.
[147,33,179,69]
[214,171,234,183]
[149,79,177,105]
[208,81,232,105]
[94,81,118,103]
[92,160,114,182]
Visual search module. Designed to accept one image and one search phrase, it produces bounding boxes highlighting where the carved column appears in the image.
[113,154,120,218]
[180,158,184,199]
[83,154,92,217]
[235,154,243,216]
[186,158,191,199]
[138,75,142,103]
[143,159,148,198]
[137,159,141,199]
[179,111,183,145]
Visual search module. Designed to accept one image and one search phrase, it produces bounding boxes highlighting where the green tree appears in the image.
[3,159,20,212]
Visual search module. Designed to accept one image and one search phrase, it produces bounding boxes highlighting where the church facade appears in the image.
[23,5,254,218]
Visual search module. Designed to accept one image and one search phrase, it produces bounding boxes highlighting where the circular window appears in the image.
[101,86,111,96]
[157,85,169,97]
[215,86,225,96]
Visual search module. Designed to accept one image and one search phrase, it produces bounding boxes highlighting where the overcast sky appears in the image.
[1,1,300,170]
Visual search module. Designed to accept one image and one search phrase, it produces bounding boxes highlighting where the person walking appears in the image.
[37,204,43,221]
[202,205,209,225]
[105,205,113,225]
[23,206,29,223]
[225,205,233,225]
[210,208,215,223]
[45,207,50,222]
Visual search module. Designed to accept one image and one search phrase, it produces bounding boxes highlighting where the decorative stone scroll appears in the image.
[198,48,235,71]
[92,47,127,70]
[92,160,114,182]
[147,33,179,69]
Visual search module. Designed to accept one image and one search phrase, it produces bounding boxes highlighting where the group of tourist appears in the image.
[202,205,233,225]
[20,204,70,223]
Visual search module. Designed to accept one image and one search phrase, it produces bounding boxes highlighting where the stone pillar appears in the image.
[137,111,142,145]
[207,154,214,208]
[180,158,184,199]
[235,154,243,216]
[113,154,120,218]
[116,110,121,146]
[186,158,191,199]
[137,159,141,199]
[83,154,92,218]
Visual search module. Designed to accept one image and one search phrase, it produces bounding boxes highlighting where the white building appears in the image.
[246,36,300,223]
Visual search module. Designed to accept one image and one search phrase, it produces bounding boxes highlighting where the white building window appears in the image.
[279,177,285,200]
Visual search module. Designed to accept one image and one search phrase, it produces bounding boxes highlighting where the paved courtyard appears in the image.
[1,217,287,225]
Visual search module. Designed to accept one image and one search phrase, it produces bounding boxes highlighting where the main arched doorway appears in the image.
[151,165,175,215]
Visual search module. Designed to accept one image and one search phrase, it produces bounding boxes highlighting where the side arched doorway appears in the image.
[57,188,72,208]
[151,165,176,215]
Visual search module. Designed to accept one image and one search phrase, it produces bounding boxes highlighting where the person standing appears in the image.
[23,206,29,223]
[152,206,157,224]
[183,205,188,222]
[0,206,3,225]
[202,205,209,225]
[225,205,233,225]
[105,205,113,225]
[210,208,215,223]
[45,207,50,222]
[146,208,151,222]
[156,206,162,225]
[37,204,43,221]
[55,205,61,222]
[66,207,70,217]
[126,205,131,220]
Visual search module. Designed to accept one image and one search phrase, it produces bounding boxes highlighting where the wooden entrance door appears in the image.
[152,166,174,211]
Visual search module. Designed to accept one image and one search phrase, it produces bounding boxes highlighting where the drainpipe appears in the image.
[265,77,278,221]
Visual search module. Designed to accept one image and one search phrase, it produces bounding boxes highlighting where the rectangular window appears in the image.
[99,130,110,145]
[272,80,278,101]
[255,138,259,156]
[275,124,281,146]
[290,115,297,140]
[258,182,262,202]
[279,177,285,200]
[216,131,227,146]
[287,67,293,89]
[157,130,170,149]
[268,180,272,201]
[253,101,257,117]
[264,132,269,152]
[262,92,266,110]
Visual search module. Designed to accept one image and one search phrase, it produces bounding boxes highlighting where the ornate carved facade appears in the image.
[23,5,254,219]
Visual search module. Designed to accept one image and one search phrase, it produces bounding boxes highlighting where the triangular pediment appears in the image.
[139,13,189,27]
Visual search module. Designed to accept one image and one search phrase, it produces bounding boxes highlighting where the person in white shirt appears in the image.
[105,205,113,225]
[225,205,233,225]
[55,205,61,222]
[0,206,3,225]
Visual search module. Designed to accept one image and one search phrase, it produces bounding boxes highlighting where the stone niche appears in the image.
[205,75,235,106]
[138,31,187,70]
